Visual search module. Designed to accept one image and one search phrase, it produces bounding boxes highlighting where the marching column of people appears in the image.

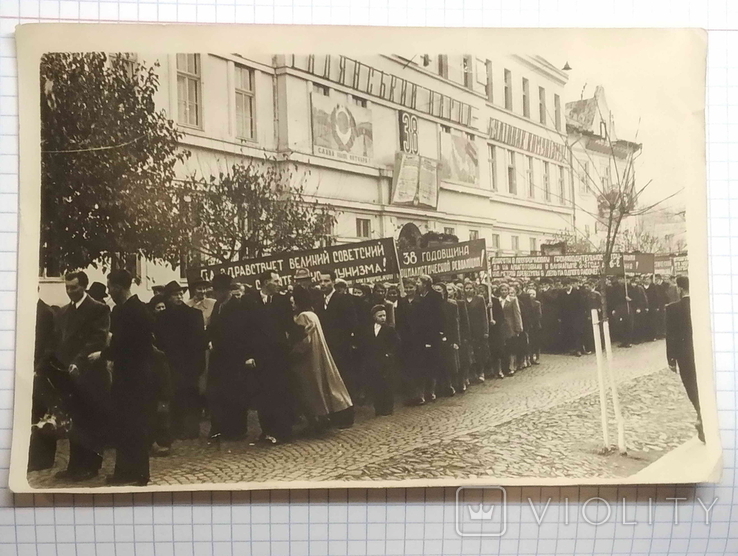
[29,267,699,484]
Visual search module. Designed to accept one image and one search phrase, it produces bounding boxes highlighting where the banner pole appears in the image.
[591,308,610,450]
[392,238,406,296]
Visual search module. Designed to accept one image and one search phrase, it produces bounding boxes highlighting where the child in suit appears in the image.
[364,305,400,416]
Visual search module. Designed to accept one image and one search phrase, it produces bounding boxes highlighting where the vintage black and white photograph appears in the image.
[10,26,720,492]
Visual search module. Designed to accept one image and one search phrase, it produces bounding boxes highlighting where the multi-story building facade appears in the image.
[567,86,642,250]
[41,52,578,304]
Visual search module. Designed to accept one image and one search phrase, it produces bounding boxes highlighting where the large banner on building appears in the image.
[489,253,624,278]
[439,133,478,186]
[186,238,398,289]
[311,93,373,165]
[400,239,487,278]
[673,254,689,273]
[391,152,439,209]
[654,255,673,274]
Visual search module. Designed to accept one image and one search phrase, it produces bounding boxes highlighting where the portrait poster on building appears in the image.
[11,26,719,494]
[310,92,373,165]
[187,238,399,288]
[399,239,487,278]
[439,132,478,186]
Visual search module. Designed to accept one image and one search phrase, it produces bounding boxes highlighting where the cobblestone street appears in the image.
[28,339,698,488]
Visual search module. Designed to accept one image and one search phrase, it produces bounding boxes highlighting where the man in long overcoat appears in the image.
[156,281,206,440]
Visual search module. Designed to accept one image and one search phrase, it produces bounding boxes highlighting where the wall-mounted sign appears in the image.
[487,117,567,163]
[311,93,373,165]
[399,111,419,154]
[391,151,439,210]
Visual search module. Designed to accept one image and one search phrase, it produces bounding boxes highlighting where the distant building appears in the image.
[567,86,642,251]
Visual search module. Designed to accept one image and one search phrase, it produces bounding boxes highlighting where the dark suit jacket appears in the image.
[243,290,300,364]
[464,295,489,340]
[104,295,155,393]
[415,289,445,349]
[53,295,110,371]
[665,297,694,367]
[528,299,542,330]
[156,303,206,386]
[487,296,505,351]
[559,288,586,334]
[396,296,420,354]
[316,290,357,362]
[363,323,400,376]
[35,299,55,365]
[442,299,461,346]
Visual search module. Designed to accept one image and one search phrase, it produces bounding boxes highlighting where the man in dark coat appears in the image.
[665,275,703,442]
[558,278,586,356]
[629,275,649,344]
[486,286,505,378]
[538,279,560,353]
[526,288,542,365]
[396,277,423,404]
[45,271,111,481]
[414,275,446,402]
[206,274,253,442]
[243,269,303,443]
[96,269,156,486]
[643,274,660,342]
[156,281,207,440]
[608,275,633,347]
[434,282,459,397]
[317,271,359,401]
[462,280,489,383]
[28,297,58,471]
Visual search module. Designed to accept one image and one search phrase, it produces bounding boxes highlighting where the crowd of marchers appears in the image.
[27,266,700,487]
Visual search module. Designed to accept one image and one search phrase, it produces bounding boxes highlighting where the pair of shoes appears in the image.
[426,393,437,403]
[404,397,426,407]
[438,387,456,398]
[105,475,148,487]
[150,445,171,458]
[532,360,540,366]
[376,411,393,417]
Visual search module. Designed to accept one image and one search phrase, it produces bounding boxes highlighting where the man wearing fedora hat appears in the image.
[156,281,207,440]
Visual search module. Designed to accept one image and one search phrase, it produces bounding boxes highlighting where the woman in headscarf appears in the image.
[289,285,354,435]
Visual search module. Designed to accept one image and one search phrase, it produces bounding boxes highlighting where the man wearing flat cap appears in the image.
[155,281,207,440]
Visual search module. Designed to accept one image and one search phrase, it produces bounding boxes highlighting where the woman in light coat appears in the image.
[498,283,523,376]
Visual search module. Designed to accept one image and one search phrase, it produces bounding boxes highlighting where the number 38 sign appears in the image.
[399,111,419,154]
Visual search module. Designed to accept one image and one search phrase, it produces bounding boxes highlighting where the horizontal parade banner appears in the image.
[489,253,621,278]
[186,238,399,288]
[398,239,487,278]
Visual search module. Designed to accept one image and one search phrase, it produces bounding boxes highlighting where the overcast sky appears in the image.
[531,30,705,215]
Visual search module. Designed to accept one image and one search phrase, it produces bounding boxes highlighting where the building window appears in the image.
[441,124,451,134]
[527,156,535,198]
[580,161,589,194]
[585,224,591,236]
[511,236,520,253]
[595,222,599,234]
[313,83,329,96]
[485,60,493,102]
[465,132,475,142]
[554,94,561,131]
[558,166,566,204]
[538,86,546,125]
[235,65,255,140]
[600,121,607,138]
[444,227,455,236]
[507,150,517,195]
[488,144,498,191]
[522,78,530,118]
[491,234,501,250]
[529,237,537,254]
[469,230,479,240]
[438,55,449,79]
[350,95,367,107]
[356,218,371,238]
[504,69,512,111]
[176,54,202,128]
[463,55,473,89]
[543,161,551,201]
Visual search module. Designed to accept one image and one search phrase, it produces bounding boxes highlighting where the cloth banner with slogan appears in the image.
[186,238,399,289]
[399,239,487,278]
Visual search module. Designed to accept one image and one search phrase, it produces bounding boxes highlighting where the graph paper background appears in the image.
[0,1,737,554]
